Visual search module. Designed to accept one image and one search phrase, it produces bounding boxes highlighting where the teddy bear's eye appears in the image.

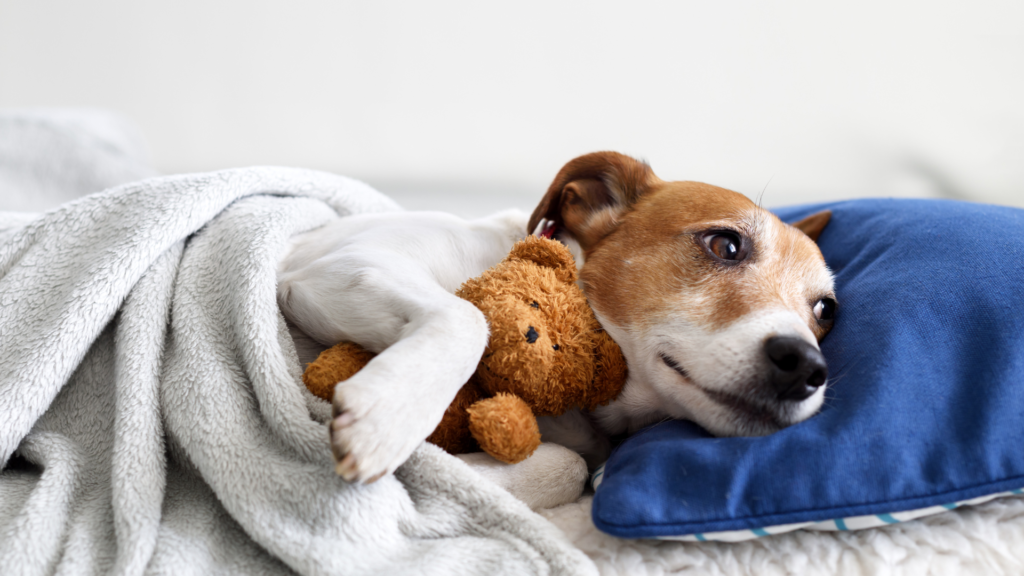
[530,301,539,309]
[552,344,560,351]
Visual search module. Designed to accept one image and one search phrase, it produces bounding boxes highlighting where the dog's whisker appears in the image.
[757,175,774,211]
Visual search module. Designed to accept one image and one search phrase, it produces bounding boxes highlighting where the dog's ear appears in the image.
[791,210,832,243]
[528,152,660,252]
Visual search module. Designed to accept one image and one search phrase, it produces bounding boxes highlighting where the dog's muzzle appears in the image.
[764,336,828,401]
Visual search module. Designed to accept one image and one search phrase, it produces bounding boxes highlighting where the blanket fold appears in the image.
[0,168,595,576]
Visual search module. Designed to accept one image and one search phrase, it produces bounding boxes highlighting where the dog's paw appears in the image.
[329,382,429,483]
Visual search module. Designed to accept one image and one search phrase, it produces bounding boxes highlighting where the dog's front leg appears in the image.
[329,289,489,483]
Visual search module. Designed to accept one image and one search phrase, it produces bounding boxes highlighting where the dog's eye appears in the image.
[814,298,837,322]
[530,301,539,309]
[709,234,738,259]
[702,231,744,262]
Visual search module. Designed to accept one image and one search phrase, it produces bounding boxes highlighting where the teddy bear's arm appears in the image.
[467,392,542,464]
[302,342,377,401]
[583,328,629,411]
[425,379,484,455]
[303,342,488,456]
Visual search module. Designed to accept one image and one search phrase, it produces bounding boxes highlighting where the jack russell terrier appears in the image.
[277,152,835,508]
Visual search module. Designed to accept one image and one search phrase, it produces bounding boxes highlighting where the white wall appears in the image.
[2,1,1023,216]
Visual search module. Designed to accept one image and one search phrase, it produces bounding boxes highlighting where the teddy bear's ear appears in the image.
[505,235,578,284]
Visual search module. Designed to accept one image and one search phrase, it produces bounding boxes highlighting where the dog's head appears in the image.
[529,152,836,436]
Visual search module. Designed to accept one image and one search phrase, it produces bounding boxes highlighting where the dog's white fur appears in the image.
[277,153,835,507]
[278,210,531,482]
[587,209,835,437]
[279,209,595,507]
[592,308,826,438]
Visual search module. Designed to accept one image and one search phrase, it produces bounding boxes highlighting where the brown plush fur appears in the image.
[466,393,541,464]
[301,236,628,464]
[427,381,485,454]
[302,342,376,401]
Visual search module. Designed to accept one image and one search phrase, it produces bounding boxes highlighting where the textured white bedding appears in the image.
[540,495,1024,575]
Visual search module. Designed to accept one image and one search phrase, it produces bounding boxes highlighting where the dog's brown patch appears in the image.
[534,155,833,338]
[580,180,827,332]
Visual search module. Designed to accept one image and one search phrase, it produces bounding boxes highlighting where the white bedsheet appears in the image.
[542,495,1024,575]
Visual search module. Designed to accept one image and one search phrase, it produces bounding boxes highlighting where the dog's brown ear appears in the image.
[528,152,660,252]
[791,210,832,243]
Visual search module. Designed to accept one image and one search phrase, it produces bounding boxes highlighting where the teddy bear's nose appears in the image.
[525,326,539,344]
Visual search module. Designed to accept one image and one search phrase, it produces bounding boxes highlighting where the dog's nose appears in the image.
[764,336,828,401]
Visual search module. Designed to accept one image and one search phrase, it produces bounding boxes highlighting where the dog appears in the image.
[277,151,835,506]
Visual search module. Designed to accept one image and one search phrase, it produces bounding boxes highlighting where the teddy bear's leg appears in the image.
[467,393,542,464]
[456,443,588,510]
[426,380,483,455]
[302,342,376,401]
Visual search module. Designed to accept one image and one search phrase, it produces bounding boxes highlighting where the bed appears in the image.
[2,109,1022,576]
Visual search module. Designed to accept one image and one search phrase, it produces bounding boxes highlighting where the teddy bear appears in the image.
[301,235,628,464]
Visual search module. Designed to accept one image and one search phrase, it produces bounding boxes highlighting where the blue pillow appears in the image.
[591,198,1024,540]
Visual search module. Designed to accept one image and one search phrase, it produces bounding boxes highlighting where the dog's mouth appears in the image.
[659,353,690,380]
[701,388,788,433]
[659,352,791,435]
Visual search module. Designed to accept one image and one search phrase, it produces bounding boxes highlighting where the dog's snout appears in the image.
[525,326,539,344]
[764,336,827,401]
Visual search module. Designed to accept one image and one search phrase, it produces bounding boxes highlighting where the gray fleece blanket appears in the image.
[0,168,595,575]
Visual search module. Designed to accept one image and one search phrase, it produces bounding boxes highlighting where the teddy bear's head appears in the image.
[456,236,627,416]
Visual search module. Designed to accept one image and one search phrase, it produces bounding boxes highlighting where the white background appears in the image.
[2,1,1023,216]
